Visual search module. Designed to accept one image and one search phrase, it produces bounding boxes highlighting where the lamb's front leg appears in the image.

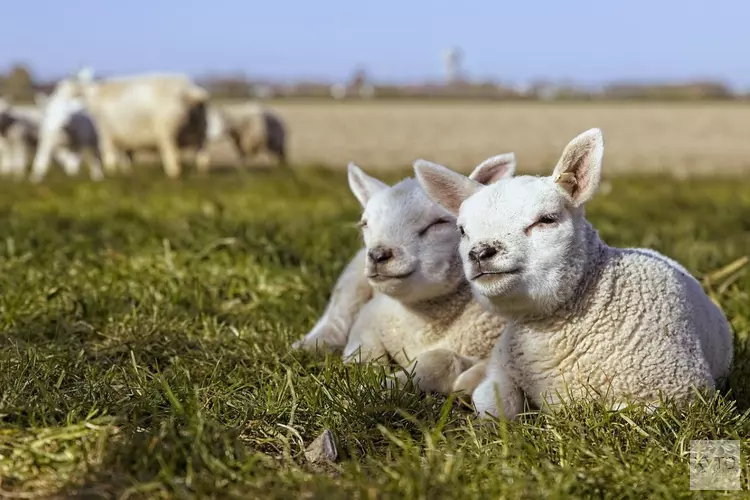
[451,360,489,396]
[467,332,523,419]
[472,367,523,420]
[390,349,476,394]
[294,248,372,353]
[53,147,82,176]
[342,320,387,365]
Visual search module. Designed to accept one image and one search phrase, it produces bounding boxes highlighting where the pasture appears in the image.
[0,101,749,498]
[257,101,750,175]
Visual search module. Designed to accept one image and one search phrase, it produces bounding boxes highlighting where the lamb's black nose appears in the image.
[469,245,498,262]
[368,246,393,263]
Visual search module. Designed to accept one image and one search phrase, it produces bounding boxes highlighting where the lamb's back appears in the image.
[508,246,727,407]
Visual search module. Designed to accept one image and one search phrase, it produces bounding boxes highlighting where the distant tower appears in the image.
[443,47,463,84]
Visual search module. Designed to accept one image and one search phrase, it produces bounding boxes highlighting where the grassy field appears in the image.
[0,165,749,499]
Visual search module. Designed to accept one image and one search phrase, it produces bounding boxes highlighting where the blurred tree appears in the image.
[3,63,35,101]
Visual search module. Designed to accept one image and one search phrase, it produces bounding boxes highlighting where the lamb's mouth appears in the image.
[470,269,522,281]
[368,271,415,282]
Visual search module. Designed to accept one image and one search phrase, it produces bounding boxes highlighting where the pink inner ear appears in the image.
[490,165,511,183]
[562,147,600,204]
[576,169,588,197]
[571,148,597,199]
[471,155,514,185]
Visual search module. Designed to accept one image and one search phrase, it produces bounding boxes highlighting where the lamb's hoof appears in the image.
[385,370,419,391]
[294,320,347,353]
[292,335,342,354]
[383,374,402,390]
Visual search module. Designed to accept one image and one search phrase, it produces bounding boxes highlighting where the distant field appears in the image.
[14,100,750,176]
[223,100,750,176]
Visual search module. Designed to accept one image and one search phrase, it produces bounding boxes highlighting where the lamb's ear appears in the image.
[414,159,481,216]
[348,162,388,207]
[469,152,516,185]
[551,128,603,206]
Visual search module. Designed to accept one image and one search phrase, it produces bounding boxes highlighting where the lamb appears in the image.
[38,68,210,179]
[1,96,96,181]
[295,159,515,394]
[414,128,734,419]
[189,102,287,173]
[0,98,41,178]
[215,102,288,168]
[30,90,105,182]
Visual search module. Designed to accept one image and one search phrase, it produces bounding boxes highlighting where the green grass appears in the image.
[0,166,748,499]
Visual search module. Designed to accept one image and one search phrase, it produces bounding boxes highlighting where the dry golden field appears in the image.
[17,100,750,176]
[215,100,750,177]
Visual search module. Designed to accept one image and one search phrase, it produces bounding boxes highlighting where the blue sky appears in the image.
[2,0,747,87]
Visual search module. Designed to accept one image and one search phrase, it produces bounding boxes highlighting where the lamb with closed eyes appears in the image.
[295,159,515,395]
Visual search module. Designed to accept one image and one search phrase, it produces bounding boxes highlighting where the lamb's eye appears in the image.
[418,218,450,236]
[356,219,367,229]
[526,213,560,234]
[537,214,559,225]
[458,225,466,237]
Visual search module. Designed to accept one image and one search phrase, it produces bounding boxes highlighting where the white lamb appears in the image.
[294,159,515,394]
[0,98,42,177]
[30,90,105,182]
[414,128,734,419]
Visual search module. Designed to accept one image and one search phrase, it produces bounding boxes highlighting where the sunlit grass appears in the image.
[0,166,748,498]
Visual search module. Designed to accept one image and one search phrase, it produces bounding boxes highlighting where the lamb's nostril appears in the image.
[368,246,393,263]
[470,245,498,262]
[478,247,497,260]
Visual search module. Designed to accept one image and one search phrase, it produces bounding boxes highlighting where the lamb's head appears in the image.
[348,156,515,304]
[415,128,604,317]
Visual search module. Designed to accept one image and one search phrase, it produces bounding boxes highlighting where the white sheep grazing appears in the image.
[219,102,287,167]
[1,96,94,180]
[38,68,211,180]
[295,159,515,394]
[30,90,105,182]
[0,98,41,177]
[415,128,733,419]
[0,98,20,175]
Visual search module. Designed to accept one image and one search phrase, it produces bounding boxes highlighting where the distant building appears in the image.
[330,67,377,99]
[443,47,464,85]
